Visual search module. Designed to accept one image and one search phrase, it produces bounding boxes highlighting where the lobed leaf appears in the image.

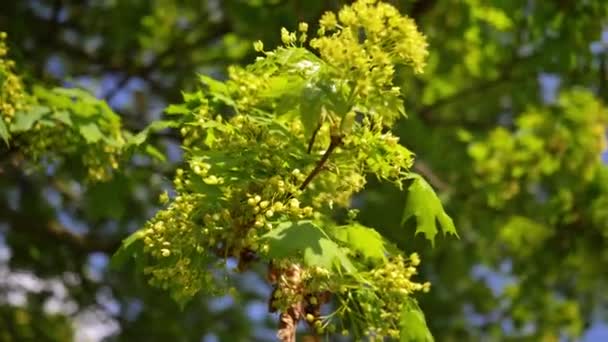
[402,174,458,246]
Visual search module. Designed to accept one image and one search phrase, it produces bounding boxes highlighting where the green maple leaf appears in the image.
[400,298,434,342]
[331,224,387,262]
[11,106,49,132]
[261,220,355,272]
[78,122,104,143]
[401,173,458,246]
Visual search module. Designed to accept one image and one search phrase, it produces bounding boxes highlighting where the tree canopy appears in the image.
[1,0,607,341]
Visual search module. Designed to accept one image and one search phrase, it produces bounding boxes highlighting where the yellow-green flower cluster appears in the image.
[341,253,429,339]
[136,1,433,334]
[309,0,428,124]
[141,193,215,303]
[316,0,428,73]
[0,34,124,181]
[0,32,27,124]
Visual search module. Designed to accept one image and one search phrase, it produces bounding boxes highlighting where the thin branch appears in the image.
[307,124,322,154]
[413,159,450,192]
[299,134,342,191]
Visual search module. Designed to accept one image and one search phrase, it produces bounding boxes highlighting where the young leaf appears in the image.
[261,220,355,272]
[400,298,434,342]
[402,174,458,246]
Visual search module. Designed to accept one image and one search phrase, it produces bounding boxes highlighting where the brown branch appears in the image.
[276,264,304,342]
[307,123,322,154]
[299,134,342,191]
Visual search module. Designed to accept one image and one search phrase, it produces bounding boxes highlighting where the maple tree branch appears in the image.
[307,123,322,154]
[413,160,451,192]
[300,134,342,190]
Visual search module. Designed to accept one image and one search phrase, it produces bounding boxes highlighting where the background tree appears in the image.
[1,0,607,341]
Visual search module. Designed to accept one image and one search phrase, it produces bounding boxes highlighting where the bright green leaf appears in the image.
[400,298,434,342]
[165,104,190,115]
[52,110,73,126]
[11,106,50,132]
[402,174,458,246]
[78,122,104,143]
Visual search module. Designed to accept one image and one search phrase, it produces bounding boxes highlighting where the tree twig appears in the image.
[299,134,342,191]
[306,123,322,154]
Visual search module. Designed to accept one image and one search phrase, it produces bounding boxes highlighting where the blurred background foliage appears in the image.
[0,0,608,341]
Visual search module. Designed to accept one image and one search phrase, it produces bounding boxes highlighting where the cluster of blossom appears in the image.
[138,0,433,339]
[338,253,430,339]
[0,32,26,125]
[1,34,123,181]
[17,124,121,181]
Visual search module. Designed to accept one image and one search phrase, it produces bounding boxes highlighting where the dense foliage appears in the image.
[1,0,608,341]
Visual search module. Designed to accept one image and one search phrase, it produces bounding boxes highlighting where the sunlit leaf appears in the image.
[11,106,49,132]
[78,122,104,143]
[400,298,434,342]
[402,174,458,246]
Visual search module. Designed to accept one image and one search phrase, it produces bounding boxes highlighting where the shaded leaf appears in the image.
[299,84,324,138]
[261,220,355,272]
[84,175,129,220]
[331,224,387,262]
[0,119,9,144]
[110,230,146,270]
